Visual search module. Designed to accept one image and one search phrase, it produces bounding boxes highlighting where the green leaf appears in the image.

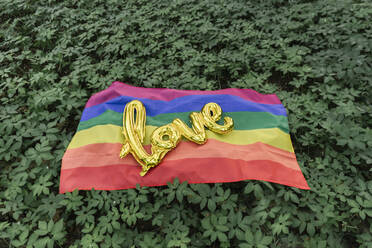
[307,223,315,236]
[217,232,228,242]
[207,199,216,212]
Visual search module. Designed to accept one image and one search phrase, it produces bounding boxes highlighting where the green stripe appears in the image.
[77,110,289,133]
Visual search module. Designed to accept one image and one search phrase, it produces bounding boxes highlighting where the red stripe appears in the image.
[59,158,310,193]
[85,81,283,108]
[62,141,300,171]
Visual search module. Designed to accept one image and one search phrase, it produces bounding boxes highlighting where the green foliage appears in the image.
[1,0,371,247]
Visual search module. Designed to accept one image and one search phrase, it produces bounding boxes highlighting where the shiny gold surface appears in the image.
[120,100,234,176]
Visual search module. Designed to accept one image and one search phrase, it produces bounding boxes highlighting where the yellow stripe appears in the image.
[67,124,295,153]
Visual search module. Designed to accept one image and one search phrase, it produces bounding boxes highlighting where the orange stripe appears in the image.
[62,140,300,171]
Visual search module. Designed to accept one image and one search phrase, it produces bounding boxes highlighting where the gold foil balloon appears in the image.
[120,100,234,176]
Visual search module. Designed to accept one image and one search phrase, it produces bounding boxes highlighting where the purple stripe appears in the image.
[85,81,283,108]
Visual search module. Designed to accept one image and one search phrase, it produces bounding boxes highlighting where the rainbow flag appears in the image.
[59,82,309,193]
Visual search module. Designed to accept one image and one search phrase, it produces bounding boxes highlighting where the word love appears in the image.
[119,100,234,176]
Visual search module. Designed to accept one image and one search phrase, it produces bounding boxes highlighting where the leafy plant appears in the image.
[0,0,371,247]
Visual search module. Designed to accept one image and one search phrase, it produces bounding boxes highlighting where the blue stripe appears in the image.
[81,95,287,121]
